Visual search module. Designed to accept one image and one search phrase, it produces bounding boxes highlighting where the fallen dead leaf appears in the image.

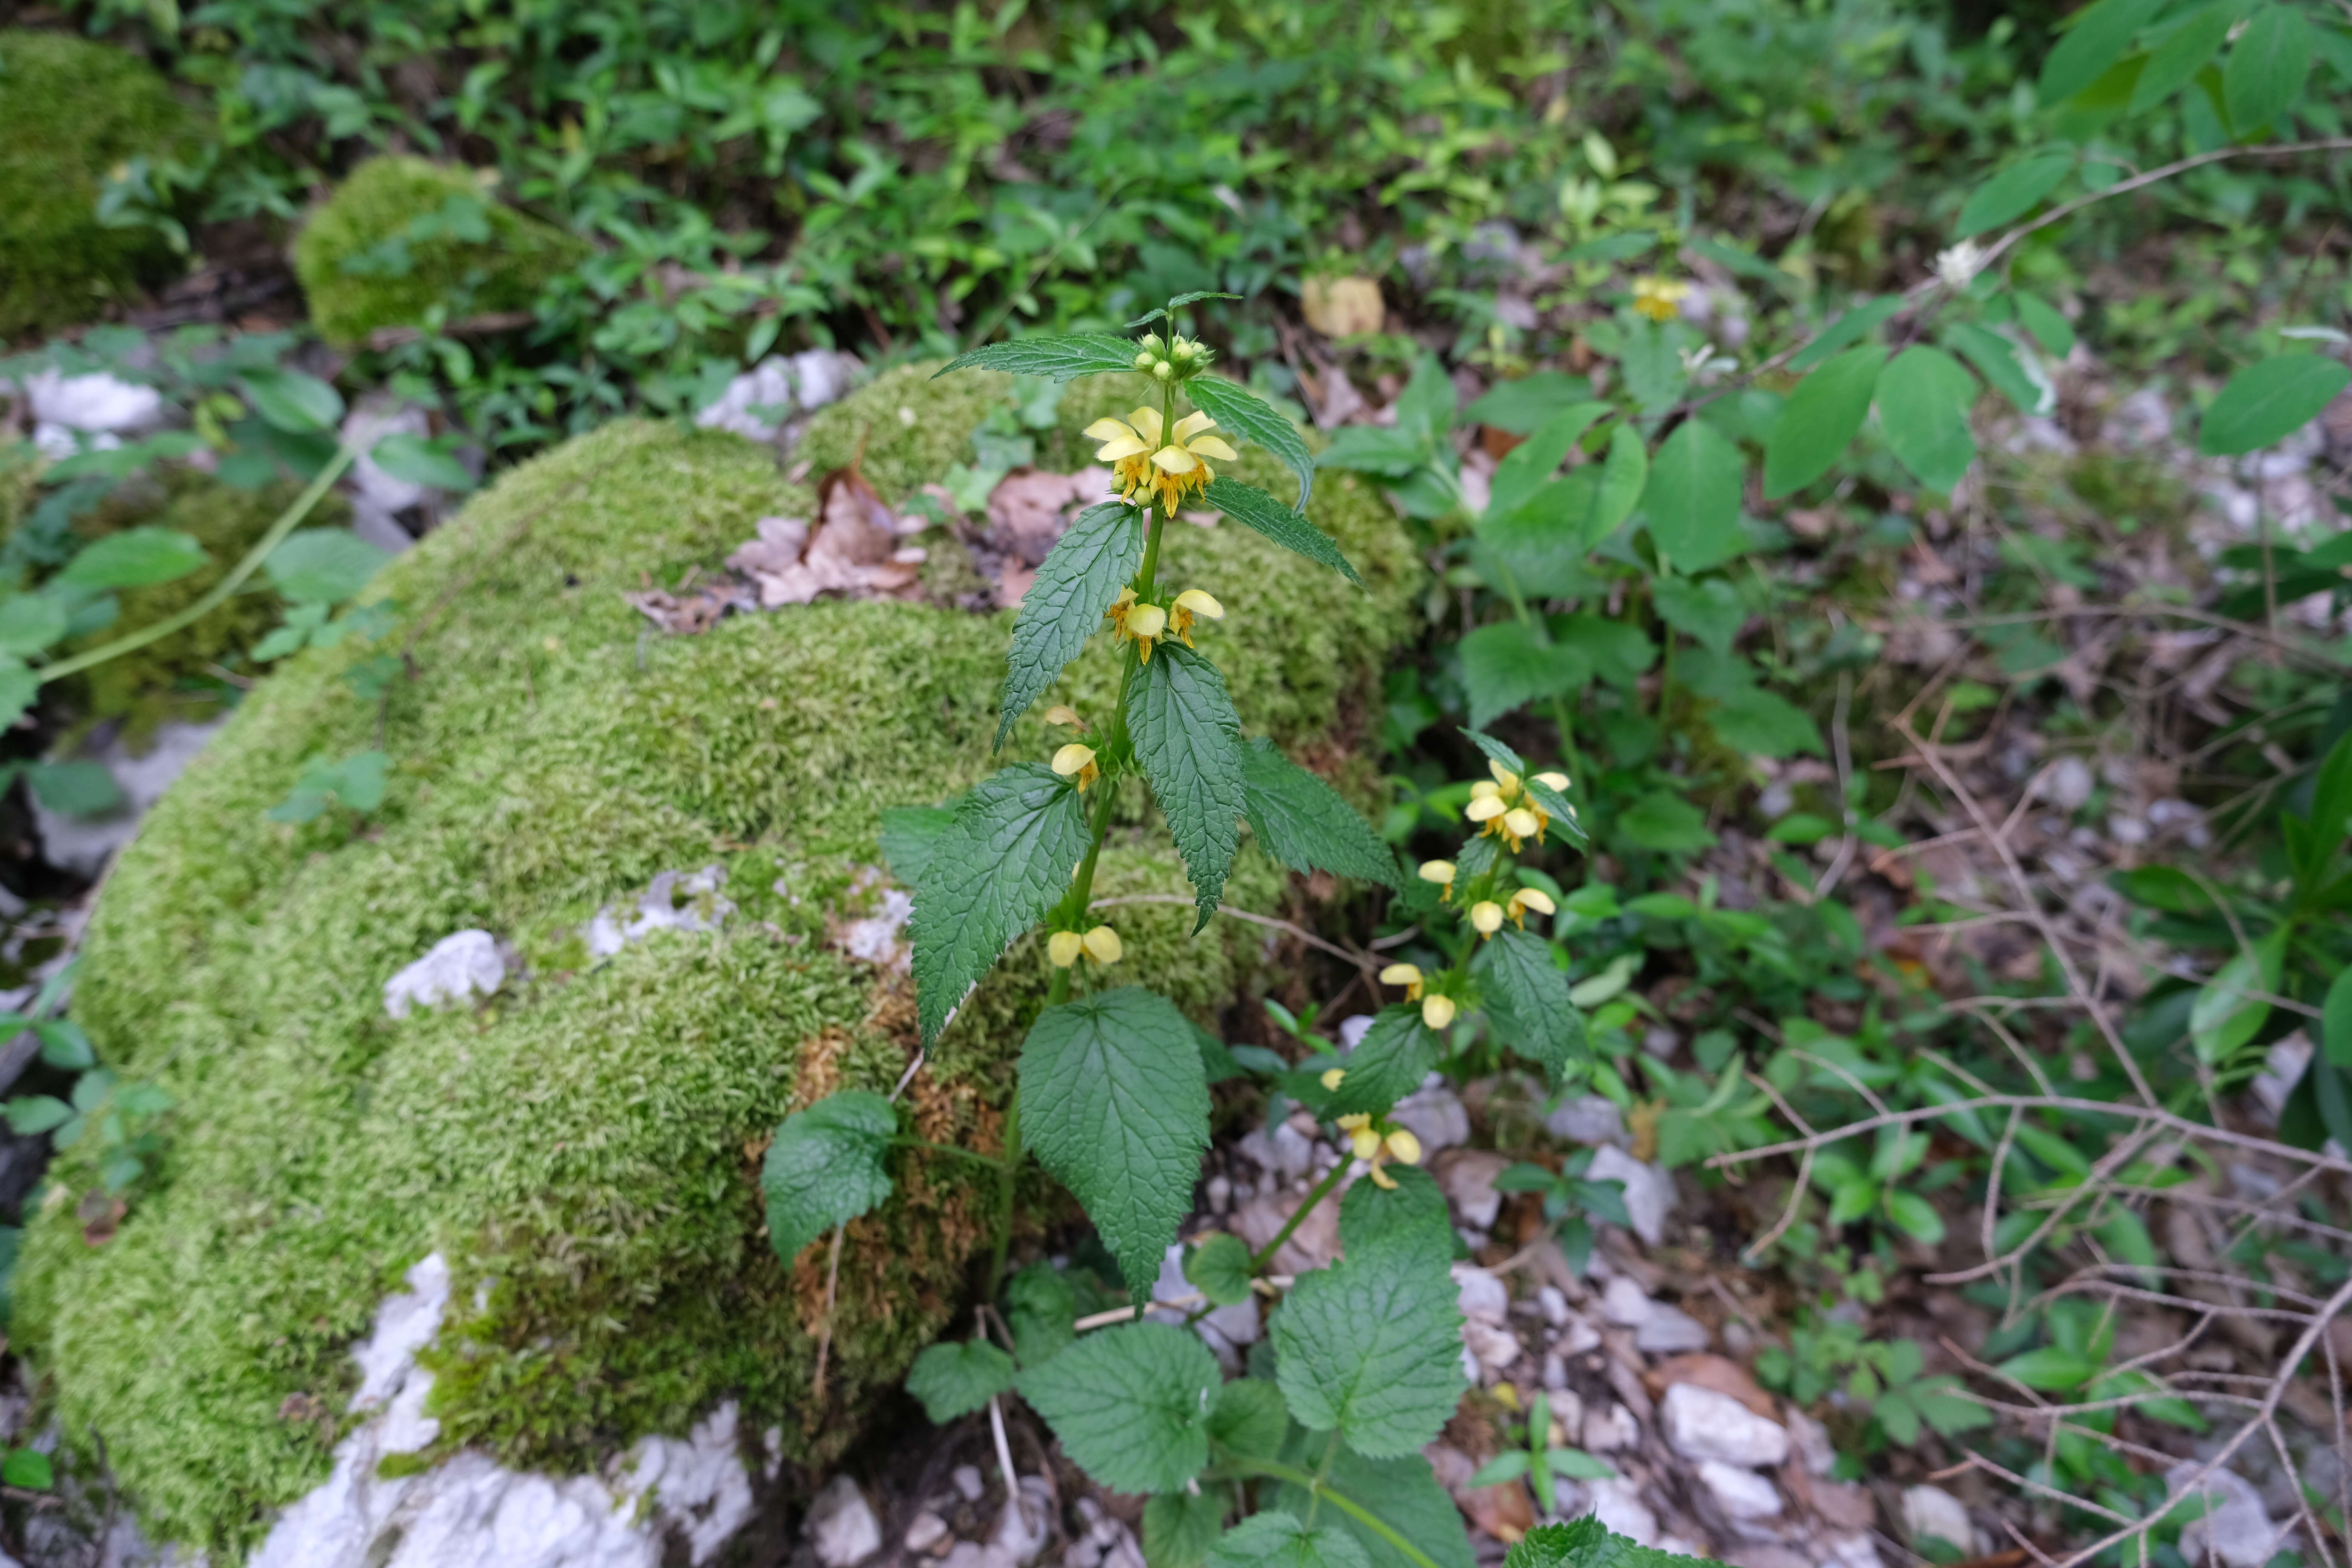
[986,467,1114,567]
[1301,275,1384,338]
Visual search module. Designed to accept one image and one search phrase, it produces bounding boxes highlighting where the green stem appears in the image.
[1248,1156,1349,1275]
[892,1137,1001,1168]
[39,444,357,684]
[1233,1460,1447,1568]
[988,1089,1022,1300]
[1136,378,1179,597]
[1306,1428,1343,1525]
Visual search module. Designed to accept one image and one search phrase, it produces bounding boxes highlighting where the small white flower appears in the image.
[1934,240,1987,292]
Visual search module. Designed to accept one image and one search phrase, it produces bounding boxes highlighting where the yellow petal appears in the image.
[1512,888,1557,916]
[1349,1125,1383,1161]
[1469,780,1501,800]
[1051,743,1096,777]
[1422,994,1457,1030]
[1084,416,1140,443]
[1093,436,1150,461]
[1368,1164,1397,1190]
[1187,436,1238,462]
[1470,900,1504,934]
[1150,444,1200,475]
[1535,771,1570,791]
[1128,406,1164,443]
[1336,1113,1371,1131]
[1504,808,1542,840]
[1127,603,1167,640]
[1047,930,1084,968]
[1466,796,1506,822]
[1385,1128,1423,1165]
[1417,860,1456,884]
[1320,1067,1346,1090]
[1172,409,1218,443]
[1044,705,1084,727]
[1489,759,1520,791]
[1378,962,1423,988]
[1082,925,1124,964]
[1174,588,1224,619]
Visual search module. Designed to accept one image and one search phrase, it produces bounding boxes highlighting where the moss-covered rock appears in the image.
[17,371,1419,1558]
[0,31,202,341]
[292,156,590,348]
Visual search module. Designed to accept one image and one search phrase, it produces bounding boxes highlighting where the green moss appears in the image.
[61,473,349,743]
[0,31,202,341]
[292,156,590,349]
[19,372,1419,1558]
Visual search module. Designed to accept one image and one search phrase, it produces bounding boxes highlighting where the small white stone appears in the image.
[1696,1459,1782,1521]
[2165,1463,2285,1568]
[383,931,507,1020]
[1336,1014,1377,1049]
[1390,1077,1471,1153]
[1586,1478,1659,1545]
[1536,1285,1569,1326]
[1634,1304,1710,1355]
[1544,1093,1626,1145]
[1823,1533,1886,1568]
[1541,1352,1570,1391]
[1583,1403,1640,1452]
[1900,1485,1977,1556]
[1784,1407,1837,1476]
[906,1513,951,1554]
[1661,1384,1790,1469]
[953,1465,986,1502]
[1554,1313,1602,1356]
[24,367,163,435]
[808,1478,884,1568]
[1599,1275,1652,1328]
[1462,1318,1522,1372]
[1438,1150,1511,1230]
[1452,1264,1509,1325]
[1206,1175,1232,1214]
[1584,1146,1674,1246]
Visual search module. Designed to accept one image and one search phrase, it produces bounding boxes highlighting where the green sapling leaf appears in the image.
[760,1089,897,1262]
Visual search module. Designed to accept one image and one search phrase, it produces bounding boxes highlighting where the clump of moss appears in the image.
[292,156,590,348]
[18,376,1421,1558]
[0,31,203,341]
[60,472,350,744]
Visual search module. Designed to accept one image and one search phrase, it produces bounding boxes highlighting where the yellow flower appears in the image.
[1336,1112,1383,1162]
[1422,994,1457,1031]
[1044,704,1086,729]
[1470,900,1505,937]
[1534,770,1569,792]
[1337,1113,1421,1188]
[1320,1066,1346,1091]
[1504,807,1543,844]
[1378,961,1426,1001]
[1507,887,1556,928]
[1104,589,1173,663]
[1084,407,1238,516]
[1081,925,1123,964]
[1385,1127,1423,1165]
[1047,930,1086,968]
[1051,742,1099,789]
[1488,759,1521,793]
[1418,860,1456,901]
[1170,588,1225,646]
[1466,795,1507,825]
[1632,276,1690,323]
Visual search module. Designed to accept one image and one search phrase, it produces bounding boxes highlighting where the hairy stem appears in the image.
[1248,1156,1349,1275]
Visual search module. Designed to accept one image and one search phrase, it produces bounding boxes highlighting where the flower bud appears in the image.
[1384,1128,1423,1165]
[1470,900,1504,935]
[1127,603,1167,640]
[1048,930,1085,968]
[1044,704,1084,728]
[1509,888,1557,919]
[1134,351,1156,371]
[1171,337,1196,360]
[1140,333,1165,354]
[1081,925,1123,965]
[1378,962,1423,988]
[1535,771,1570,792]
[1421,994,1458,1031]
[1153,360,1174,382]
[1417,861,1456,884]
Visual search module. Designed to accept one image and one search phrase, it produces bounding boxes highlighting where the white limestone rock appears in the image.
[1583,1145,1674,1246]
[585,866,735,957]
[1660,1384,1789,1469]
[1695,1459,1782,1522]
[32,719,225,881]
[2165,1462,2286,1568]
[384,931,508,1020]
[1900,1485,1978,1557]
[807,1476,882,1568]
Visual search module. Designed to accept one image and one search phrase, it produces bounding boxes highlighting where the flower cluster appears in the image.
[1089,406,1236,516]
[1047,925,1122,968]
[1335,1109,1423,1190]
[1377,962,1457,1030]
[1106,585,1223,662]
[1466,760,1571,853]
[1631,275,1690,323]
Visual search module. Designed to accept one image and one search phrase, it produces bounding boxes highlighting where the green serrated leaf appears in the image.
[1016,1320,1219,1494]
[1274,1437,1476,1568]
[1460,727,1528,777]
[1146,1491,1231,1568]
[1208,1375,1292,1461]
[1187,1232,1254,1307]
[1954,153,2074,238]
[2011,295,2077,358]
[1474,928,1586,1084]
[936,334,1142,383]
[1763,345,1885,498]
[1020,988,1211,1292]
[879,804,957,887]
[1240,739,1402,890]
[1619,792,1716,854]
[1188,378,1315,510]
[0,595,67,658]
[905,1338,1018,1423]
[58,527,209,591]
[34,1019,96,1071]
[1132,645,1247,932]
[761,1090,897,1262]
[1706,687,1824,759]
[368,432,475,491]
[242,367,345,434]
[1328,1006,1443,1117]
[1209,1513,1373,1568]
[2199,356,2352,456]
[2040,0,2164,103]
[1008,1261,1079,1367]
[910,764,1091,1046]
[1876,346,1979,493]
[998,501,1144,746]
[0,1449,53,1491]
[1337,1164,1454,1260]
[1486,403,1612,522]
[1651,576,1742,658]
[267,529,391,605]
[1943,324,2051,416]
[1127,291,1244,329]
[1591,424,1648,540]
[1641,420,1745,573]
[1507,1516,1726,1568]
[2224,3,2314,128]
[26,760,124,818]
[1459,622,1591,731]
[1201,477,1359,583]
[1273,1224,1465,1457]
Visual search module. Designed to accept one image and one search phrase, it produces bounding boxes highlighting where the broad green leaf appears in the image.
[4,1096,73,1136]
[2198,356,2352,456]
[905,1338,1017,1423]
[1391,356,1458,449]
[1273,1226,1465,1457]
[1553,614,1657,688]
[1787,297,1901,373]
[58,527,208,590]
[909,763,1091,1046]
[1202,478,1360,584]
[1876,346,1979,493]
[1207,1513,1372,1568]
[2223,4,2314,128]
[2189,926,2286,1066]
[1459,727,1528,777]
[0,595,66,658]
[26,760,123,818]
[1007,1262,1078,1367]
[1239,738,1401,889]
[1338,1165,1455,1259]
[2012,295,2077,359]
[1998,1346,2099,1390]
[1485,403,1612,521]
[1465,373,1597,435]
[1133,645,1248,932]
[1548,1448,1618,1481]
[2040,0,2164,103]
[936,334,1141,383]
[1207,1375,1291,1461]
[878,804,957,887]
[1016,1320,1218,1494]
[1943,323,2053,415]
[269,749,391,823]
[1020,988,1211,1292]
[2132,2,2241,110]
[997,501,1143,746]
[1328,1006,1443,1116]
[2323,968,2352,1069]
[1954,153,2074,238]
[1474,928,1586,1084]
[1475,471,1601,598]
[1186,1231,1254,1307]
[1883,1190,1946,1245]
[1188,377,1315,510]
[242,367,345,434]
[1459,620,1591,730]
[1641,420,1745,573]
[1706,687,1824,759]
[1275,1434,1477,1568]
[761,1090,897,1262]
[34,1019,95,1070]
[266,529,390,605]
[1651,576,1743,657]
[1317,425,1433,478]
[1590,424,1648,540]
[1619,792,1715,853]
[1518,772,1586,844]
[1145,1491,1230,1568]
[1506,1517,1722,1568]
[1763,345,1885,498]
[0,1449,52,1490]
[368,432,475,490]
